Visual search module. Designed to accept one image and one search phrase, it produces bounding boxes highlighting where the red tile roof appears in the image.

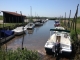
[2,11,26,17]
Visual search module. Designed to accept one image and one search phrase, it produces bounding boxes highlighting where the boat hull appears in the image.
[0,34,15,44]
[54,24,60,27]
[15,31,26,36]
[35,24,43,26]
[59,50,72,57]
[45,48,53,54]
[27,28,34,30]
[27,23,35,30]
[12,26,27,36]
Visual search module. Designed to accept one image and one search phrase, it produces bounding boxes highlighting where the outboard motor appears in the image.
[54,43,60,57]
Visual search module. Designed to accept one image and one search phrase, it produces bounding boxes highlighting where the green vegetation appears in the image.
[61,17,80,59]
[76,17,80,34]
[0,15,3,20]
[70,29,77,42]
[0,22,27,30]
[29,18,33,22]
[0,48,40,60]
[61,17,80,34]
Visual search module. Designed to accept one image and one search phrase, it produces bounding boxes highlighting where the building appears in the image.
[2,11,26,23]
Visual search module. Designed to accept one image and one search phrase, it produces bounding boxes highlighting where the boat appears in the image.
[54,26,65,30]
[46,19,49,21]
[44,29,72,56]
[53,27,65,33]
[12,26,26,36]
[27,23,35,29]
[24,24,28,29]
[35,22,43,26]
[41,20,46,23]
[0,30,15,44]
[54,20,60,27]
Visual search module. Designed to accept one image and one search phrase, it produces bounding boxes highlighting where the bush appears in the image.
[0,48,40,60]
[0,16,3,20]
[29,19,33,22]
[70,29,77,42]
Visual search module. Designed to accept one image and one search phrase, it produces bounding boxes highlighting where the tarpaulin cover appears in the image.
[0,30,14,38]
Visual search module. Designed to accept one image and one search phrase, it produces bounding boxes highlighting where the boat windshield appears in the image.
[56,36,61,43]
[30,24,33,26]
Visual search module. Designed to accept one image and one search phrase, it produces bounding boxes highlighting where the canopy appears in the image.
[50,29,70,33]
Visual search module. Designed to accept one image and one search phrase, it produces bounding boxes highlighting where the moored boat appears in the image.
[27,23,35,29]
[44,29,72,56]
[54,26,65,30]
[54,20,60,27]
[0,30,15,44]
[35,22,43,26]
[12,26,26,36]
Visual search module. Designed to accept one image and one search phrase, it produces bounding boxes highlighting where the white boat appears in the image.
[53,27,65,33]
[42,20,46,23]
[12,26,26,35]
[24,24,28,29]
[27,23,35,29]
[44,29,72,56]
[46,19,49,21]
[35,22,43,26]
[54,27,65,30]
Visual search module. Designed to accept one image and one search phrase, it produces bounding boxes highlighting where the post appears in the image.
[3,13,7,52]
[73,16,75,30]
[75,4,79,41]
[20,11,24,50]
[37,14,38,21]
[68,10,71,29]
[64,12,66,28]
[0,11,1,48]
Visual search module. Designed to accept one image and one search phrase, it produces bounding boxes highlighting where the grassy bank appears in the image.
[0,48,40,60]
[0,16,3,20]
[0,23,28,30]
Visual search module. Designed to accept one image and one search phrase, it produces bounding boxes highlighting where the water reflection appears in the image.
[2,20,55,52]
[27,29,34,34]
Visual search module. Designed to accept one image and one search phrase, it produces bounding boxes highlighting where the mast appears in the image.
[30,6,32,22]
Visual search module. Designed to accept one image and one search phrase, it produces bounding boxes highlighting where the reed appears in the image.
[0,48,40,60]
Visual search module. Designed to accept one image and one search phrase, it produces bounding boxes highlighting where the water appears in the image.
[2,20,69,60]
[2,20,54,51]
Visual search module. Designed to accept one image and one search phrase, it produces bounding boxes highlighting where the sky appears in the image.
[0,0,80,18]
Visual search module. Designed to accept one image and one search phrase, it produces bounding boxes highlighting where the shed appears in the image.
[2,11,26,23]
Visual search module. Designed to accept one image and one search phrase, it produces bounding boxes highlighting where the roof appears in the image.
[1,11,26,17]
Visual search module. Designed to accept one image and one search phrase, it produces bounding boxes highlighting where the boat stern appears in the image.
[44,42,55,54]
[60,47,72,56]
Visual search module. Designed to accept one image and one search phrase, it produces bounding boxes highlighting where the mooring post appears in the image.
[68,10,71,29]
[20,11,24,50]
[64,12,66,29]
[75,4,79,41]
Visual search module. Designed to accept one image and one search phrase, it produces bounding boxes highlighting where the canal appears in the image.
[2,20,70,60]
